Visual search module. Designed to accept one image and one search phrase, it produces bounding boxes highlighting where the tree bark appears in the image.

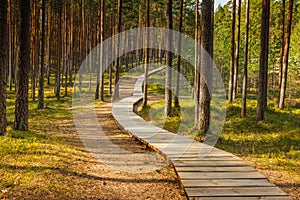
[228,0,236,103]
[114,0,122,100]
[164,0,173,117]
[7,0,12,92]
[194,0,200,125]
[233,0,241,101]
[95,0,101,100]
[241,0,250,118]
[279,0,293,109]
[198,0,213,134]
[46,2,51,85]
[174,0,183,109]
[38,0,46,109]
[143,0,150,108]
[100,0,106,101]
[55,1,62,100]
[14,0,30,131]
[256,0,270,121]
[278,0,285,95]
[0,0,8,135]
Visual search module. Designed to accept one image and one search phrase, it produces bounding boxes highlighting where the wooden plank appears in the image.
[176,166,257,172]
[189,196,292,200]
[178,171,266,179]
[173,160,250,167]
[170,156,242,161]
[185,187,288,197]
[182,179,274,187]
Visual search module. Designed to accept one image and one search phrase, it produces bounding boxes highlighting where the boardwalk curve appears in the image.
[112,69,291,200]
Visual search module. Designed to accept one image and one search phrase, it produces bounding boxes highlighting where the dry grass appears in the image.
[0,87,186,199]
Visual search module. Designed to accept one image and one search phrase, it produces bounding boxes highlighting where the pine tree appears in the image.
[0,0,8,135]
[198,0,213,134]
[257,0,270,121]
[14,0,31,131]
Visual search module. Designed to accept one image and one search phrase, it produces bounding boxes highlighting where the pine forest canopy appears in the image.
[0,0,299,133]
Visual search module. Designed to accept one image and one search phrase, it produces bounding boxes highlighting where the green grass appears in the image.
[0,85,93,196]
[140,83,300,185]
[217,99,300,183]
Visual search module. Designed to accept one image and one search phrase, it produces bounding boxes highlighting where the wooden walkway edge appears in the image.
[112,69,292,200]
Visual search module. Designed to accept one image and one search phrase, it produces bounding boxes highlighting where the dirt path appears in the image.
[66,74,186,199]
[89,102,186,199]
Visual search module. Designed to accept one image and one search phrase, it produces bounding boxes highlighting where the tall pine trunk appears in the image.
[164,0,173,117]
[174,0,183,108]
[228,0,236,102]
[0,0,8,135]
[95,0,101,100]
[233,0,241,101]
[194,0,200,125]
[100,0,105,101]
[198,0,213,134]
[278,0,285,95]
[114,0,122,100]
[38,0,46,109]
[143,0,150,108]
[14,0,30,131]
[46,2,51,85]
[241,0,250,118]
[257,0,270,121]
[279,0,293,109]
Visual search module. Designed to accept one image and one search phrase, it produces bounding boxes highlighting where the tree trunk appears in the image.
[55,1,62,100]
[38,0,46,109]
[100,0,105,101]
[233,0,241,101]
[0,0,8,135]
[31,0,38,101]
[46,2,51,85]
[198,0,213,134]
[228,0,236,102]
[95,0,101,100]
[194,0,200,125]
[164,0,173,117]
[69,1,73,85]
[278,0,285,94]
[174,0,183,109]
[7,0,12,92]
[143,0,150,108]
[241,0,250,118]
[14,0,30,131]
[114,0,122,100]
[279,0,293,109]
[256,0,270,121]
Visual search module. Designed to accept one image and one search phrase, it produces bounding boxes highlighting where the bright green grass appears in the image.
[0,85,92,194]
[140,83,300,184]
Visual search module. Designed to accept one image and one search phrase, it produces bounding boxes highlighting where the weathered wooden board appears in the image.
[178,171,266,179]
[189,196,291,200]
[181,179,273,187]
[175,166,256,172]
[173,160,250,167]
[185,187,288,197]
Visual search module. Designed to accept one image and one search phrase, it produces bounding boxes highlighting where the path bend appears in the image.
[112,69,291,200]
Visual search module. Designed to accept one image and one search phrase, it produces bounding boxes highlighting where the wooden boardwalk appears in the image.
[112,69,291,200]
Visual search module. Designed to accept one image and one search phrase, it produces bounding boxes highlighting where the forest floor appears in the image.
[0,86,186,199]
[1,72,299,199]
[137,74,300,200]
[139,96,300,200]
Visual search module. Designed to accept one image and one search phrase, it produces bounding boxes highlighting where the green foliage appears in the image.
[214,0,300,93]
